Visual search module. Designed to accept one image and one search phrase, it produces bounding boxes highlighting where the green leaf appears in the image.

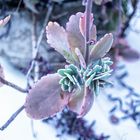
[85,72,96,87]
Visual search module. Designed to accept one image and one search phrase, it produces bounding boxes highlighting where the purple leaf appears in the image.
[68,86,94,117]
[66,12,85,55]
[46,22,75,63]
[79,13,97,42]
[0,15,11,27]
[0,64,4,87]
[89,33,113,61]
[25,73,70,120]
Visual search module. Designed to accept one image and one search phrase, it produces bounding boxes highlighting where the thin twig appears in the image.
[31,120,37,138]
[26,4,53,81]
[0,105,25,131]
[15,0,23,13]
[117,0,122,36]
[0,76,28,93]
[31,13,39,83]
[119,0,138,37]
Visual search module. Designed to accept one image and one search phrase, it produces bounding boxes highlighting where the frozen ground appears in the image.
[0,17,140,140]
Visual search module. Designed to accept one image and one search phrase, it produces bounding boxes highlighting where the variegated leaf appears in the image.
[46,22,75,63]
[66,12,85,55]
[25,73,70,120]
[0,15,11,27]
[68,86,94,117]
[89,33,113,61]
[0,64,4,87]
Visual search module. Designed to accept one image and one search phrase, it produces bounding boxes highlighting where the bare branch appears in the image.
[26,4,53,82]
[0,76,28,93]
[119,0,138,37]
[0,105,25,131]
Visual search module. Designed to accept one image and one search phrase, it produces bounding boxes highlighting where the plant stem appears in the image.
[84,0,92,64]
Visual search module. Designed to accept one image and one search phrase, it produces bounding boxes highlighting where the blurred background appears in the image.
[0,0,140,139]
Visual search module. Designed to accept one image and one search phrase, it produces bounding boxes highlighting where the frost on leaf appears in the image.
[89,33,113,61]
[0,15,11,27]
[68,86,94,117]
[46,22,74,63]
[0,64,4,87]
[25,73,70,120]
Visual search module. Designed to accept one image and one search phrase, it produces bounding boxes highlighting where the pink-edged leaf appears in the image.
[66,12,85,55]
[89,33,113,61]
[25,73,70,120]
[75,48,86,69]
[0,15,11,27]
[79,13,97,42]
[0,64,4,87]
[68,86,94,117]
[46,22,74,63]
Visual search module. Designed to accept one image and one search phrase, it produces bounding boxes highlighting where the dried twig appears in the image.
[0,76,28,93]
[26,3,53,82]
[119,0,138,37]
[0,105,25,131]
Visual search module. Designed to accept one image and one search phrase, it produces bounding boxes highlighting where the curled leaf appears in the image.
[0,64,4,87]
[68,86,94,117]
[89,33,113,61]
[0,15,11,27]
[46,22,74,63]
[25,73,70,120]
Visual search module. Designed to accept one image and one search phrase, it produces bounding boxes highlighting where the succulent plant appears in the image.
[58,64,82,93]
[24,11,113,120]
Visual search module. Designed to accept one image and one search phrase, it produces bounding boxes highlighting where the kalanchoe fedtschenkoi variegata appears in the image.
[25,12,113,119]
